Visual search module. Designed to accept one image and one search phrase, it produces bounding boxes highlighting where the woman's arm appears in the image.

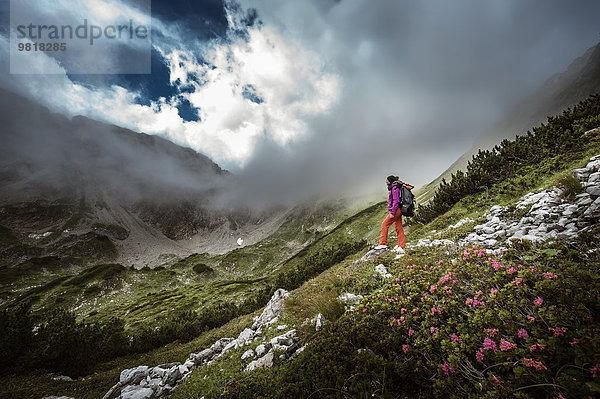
[390,185,401,215]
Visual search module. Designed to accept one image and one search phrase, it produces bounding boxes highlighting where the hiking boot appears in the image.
[373,244,388,250]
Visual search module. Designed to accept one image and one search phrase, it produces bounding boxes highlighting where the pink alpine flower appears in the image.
[524,358,547,371]
[500,339,517,351]
[451,333,463,343]
[476,349,485,362]
[491,374,502,387]
[549,327,567,337]
[431,307,441,315]
[443,286,452,294]
[483,337,498,352]
[570,338,581,346]
[507,266,517,274]
[463,249,471,260]
[529,343,546,352]
[402,344,410,353]
[529,266,537,273]
[441,362,455,375]
[553,393,566,399]
[543,272,558,279]
[429,285,438,293]
[476,248,486,258]
[430,327,439,335]
[527,315,536,322]
[518,329,529,338]
[490,288,498,295]
[533,297,544,306]
[512,277,523,285]
[438,260,444,265]
[439,273,452,284]
[408,329,415,337]
[484,328,499,337]
[465,298,473,305]
[474,290,483,299]
[591,364,600,378]
[490,258,502,270]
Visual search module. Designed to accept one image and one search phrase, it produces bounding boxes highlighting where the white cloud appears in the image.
[1,1,339,167]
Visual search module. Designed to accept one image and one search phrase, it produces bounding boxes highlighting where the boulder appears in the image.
[120,366,149,385]
[588,172,600,183]
[241,349,255,360]
[251,289,290,330]
[255,344,268,357]
[189,348,213,364]
[583,197,600,218]
[245,351,275,372]
[374,264,392,279]
[237,328,255,344]
[211,338,234,354]
[120,386,155,399]
[586,185,600,198]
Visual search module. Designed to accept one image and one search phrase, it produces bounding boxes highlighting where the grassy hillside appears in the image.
[0,96,599,398]
[170,97,600,399]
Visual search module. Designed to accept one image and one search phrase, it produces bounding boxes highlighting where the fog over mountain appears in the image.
[0,0,599,204]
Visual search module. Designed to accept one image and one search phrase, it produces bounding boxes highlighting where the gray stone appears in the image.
[163,365,183,386]
[255,344,268,357]
[573,168,591,179]
[510,230,526,240]
[375,264,392,278]
[149,367,167,379]
[586,160,600,172]
[563,205,579,216]
[189,348,213,364]
[270,329,297,347]
[314,313,325,331]
[577,195,593,206]
[120,366,149,385]
[241,349,255,360]
[483,239,498,247]
[211,338,234,354]
[251,289,290,330]
[583,197,600,218]
[245,351,275,372]
[51,375,73,381]
[586,185,600,198]
[482,226,496,235]
[589,172,600,183]
[183,360,195,370]
[237,328,255,344]
[120,386,155,399]
[221,340,238,354]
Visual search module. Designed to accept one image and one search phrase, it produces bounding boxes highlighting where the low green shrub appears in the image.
[225,236,600,398]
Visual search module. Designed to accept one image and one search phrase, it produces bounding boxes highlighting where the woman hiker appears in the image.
[374,175,406,254]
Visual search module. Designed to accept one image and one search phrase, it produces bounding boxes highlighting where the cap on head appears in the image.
[386,175,399,184]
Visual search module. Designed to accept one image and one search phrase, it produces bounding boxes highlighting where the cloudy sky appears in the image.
[1,0,599,201]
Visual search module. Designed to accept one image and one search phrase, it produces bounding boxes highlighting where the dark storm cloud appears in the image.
[231,0,600,201]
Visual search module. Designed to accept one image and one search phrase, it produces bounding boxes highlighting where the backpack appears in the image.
[399,182,415,217]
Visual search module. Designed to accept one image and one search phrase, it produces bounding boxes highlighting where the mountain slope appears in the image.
[417,42,600,203]
[0,88,293,271]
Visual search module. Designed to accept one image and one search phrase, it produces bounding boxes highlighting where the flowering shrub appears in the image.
[225,234,600,398]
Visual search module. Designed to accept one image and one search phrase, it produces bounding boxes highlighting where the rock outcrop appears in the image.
[103,289,299,399]
[458,155,600,248]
